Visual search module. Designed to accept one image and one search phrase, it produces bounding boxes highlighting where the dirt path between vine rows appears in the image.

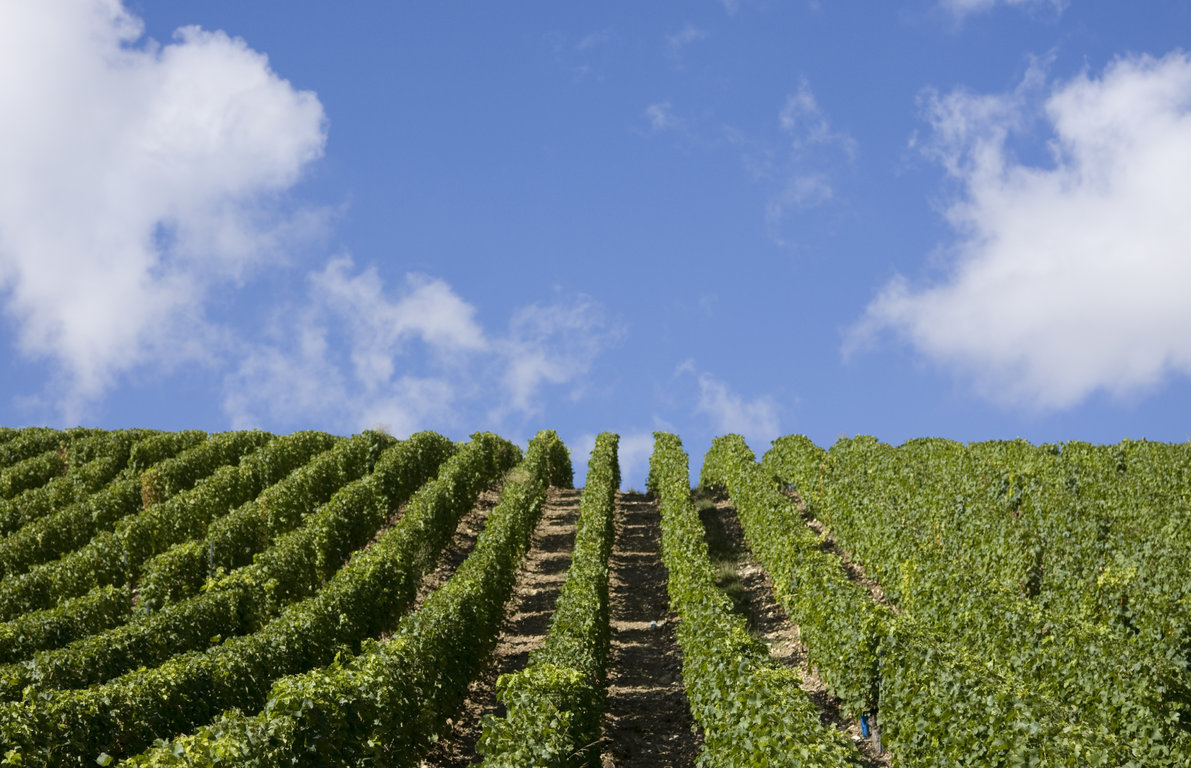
[406,485,503,614]
[699,492,890,768]
[600,491,700,768]
[421,486,581,767]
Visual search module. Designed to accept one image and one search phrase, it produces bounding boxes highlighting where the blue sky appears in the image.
[2,1,1190,487]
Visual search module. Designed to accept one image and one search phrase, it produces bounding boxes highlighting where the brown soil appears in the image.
[698,492,890,768]
[410,486,502,612]
[420,486,581,767]
[600,492,700,768]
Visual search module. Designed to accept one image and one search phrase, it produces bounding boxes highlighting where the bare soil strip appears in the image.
[409,486,503,613]
[420,486,581,767]
[600,491,699,768]
[698,491,890,768]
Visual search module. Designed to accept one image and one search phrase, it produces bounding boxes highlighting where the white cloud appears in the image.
[720,0,742,16]
[0,1,325,416]
[354,378,459,438]
[498,294,623,418]
[678,361,781,445]
[851,52,1191,410]
[696,374,780,443]
[616,431,657,491]
[768,174,834,214]
[226,257,481,433]
[764,78,855,240]
[223,319,349,430]
[575,30,612,52]
[226,259,620,434]
[311,257,485,391]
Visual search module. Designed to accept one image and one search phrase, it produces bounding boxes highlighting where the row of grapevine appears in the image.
[0,431,268,619]
[122,430,570,766]
[1022,439,1191,663]
[763,434,1189,765]
[0,432,455,698]
[477,431,620,767]
[136,429,396,608]
[701,435,887,717]
[0,429,157,536]
[0,425,136,500]
[2,426,1185,767]
[0,428,97,472]
[710,435,1076,765]
[0,584,130,666]
[0,449,66,501]
[0,430,295,620]
[0,430,203,580]
[0,432,521,766]
[650,432,860,767]
[0,432,214,658]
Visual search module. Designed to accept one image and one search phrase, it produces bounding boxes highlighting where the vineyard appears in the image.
[0,426,1187,766]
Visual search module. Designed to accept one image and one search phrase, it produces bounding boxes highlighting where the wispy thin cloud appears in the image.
[677,360,781,446]
[940,0,1066,19]
[665,24,709,65]
[765,77,857,242]
[226,258,622,435]
[575,29,612,52]
[644,101,679,133]
[779,77,858,160]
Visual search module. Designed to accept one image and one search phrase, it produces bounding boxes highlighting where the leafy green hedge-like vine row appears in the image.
[0,431,200,580]
[122,430,570,767]
[701,435,887,717]
[652,432,861,768]
[0,432,520,767]
[0,429,146,534]
[0,428,89,472]
[1,426,209,545]
[0,430,287,621]
[710,435,1075,765]
[0,584,131,666]
[0,432,209,657]
[0,423,126,501]
[120,431,339,569]
[0,449,65,501]
[763,435,1189,766]
[1039,440,1191,665]
[137,430,396,608]
[477,432,619,768]
[0,432,457,698]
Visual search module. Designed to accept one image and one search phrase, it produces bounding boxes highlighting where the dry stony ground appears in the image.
[600,491,700,768]
[421,489,702,767]
[421,487,583,767]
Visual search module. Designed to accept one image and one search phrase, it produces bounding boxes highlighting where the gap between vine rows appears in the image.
[600,491,700,768]
[697,489,890,768]
[421,486,581,767]
[390,482,502,638]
